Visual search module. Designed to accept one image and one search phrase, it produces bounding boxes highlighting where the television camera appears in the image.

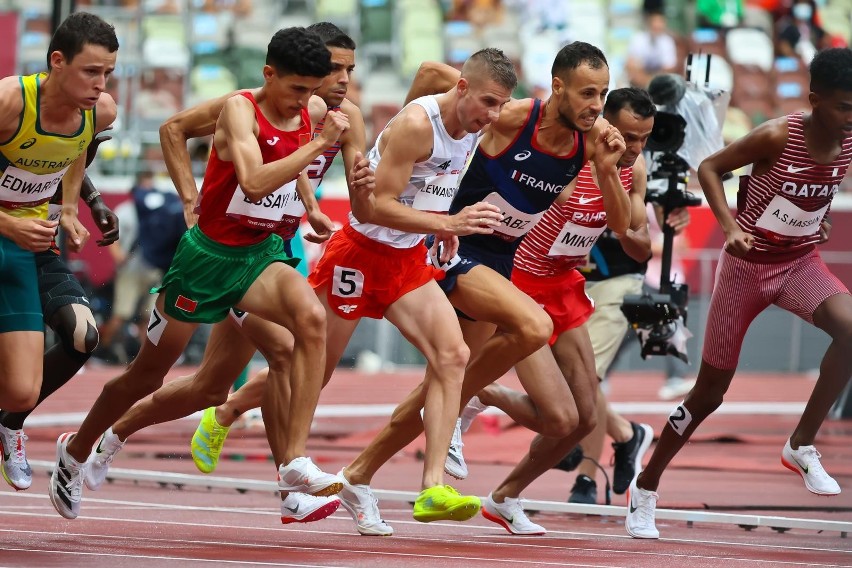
[620,55,728,363]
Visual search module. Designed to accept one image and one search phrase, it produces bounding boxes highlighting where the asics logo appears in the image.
[19,138,36,149]
[514,150,532,161]
[267,136,280,146]
[577,195,602,205]
[787,164,812,174]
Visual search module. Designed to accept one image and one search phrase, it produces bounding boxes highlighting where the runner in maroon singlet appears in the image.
[626,47,852,539]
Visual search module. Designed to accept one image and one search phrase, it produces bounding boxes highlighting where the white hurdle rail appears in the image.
[29,460,851,537]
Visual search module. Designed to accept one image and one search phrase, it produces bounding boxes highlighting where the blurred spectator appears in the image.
[449,0,505,29]
[625,11,679,88]
[775,0,829,63]
[697,0,744,28]
[94,172,186,364]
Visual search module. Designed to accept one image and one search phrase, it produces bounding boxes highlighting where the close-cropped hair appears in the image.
[46,12,119,69]
[306,22,357,51]
[551,41,608,78]
[461,48,518,92]
[809,48,852,94]
[604,87,657,119]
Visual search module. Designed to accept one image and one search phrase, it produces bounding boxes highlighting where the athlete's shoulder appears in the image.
[338,97,362,118]
[0,76,24,125]
[94,92,117,132]
[493,98,535,131]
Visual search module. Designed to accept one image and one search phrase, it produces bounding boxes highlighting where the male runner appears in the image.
[626,47,852,539]
[49,27,343,520]
[0,135,118,491]
[84,22,366,525]
[0,12,117,414]
[451,88,653,534]
[335,42,627,536]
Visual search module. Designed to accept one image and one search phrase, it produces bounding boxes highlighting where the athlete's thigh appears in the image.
[236,312,295,363]
[514,342,576,419]
[812,292,852,338]
[0,331,43,388]
[385,280,465,355]
[551,324,598,418]
[236,262,322,331]
[449,264,549,332]
[459,318,497,359]
[133,294,199,374]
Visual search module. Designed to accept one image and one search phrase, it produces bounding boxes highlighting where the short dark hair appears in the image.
[266,27,333,77]
[810,47,852,94]
[604,87,657,119]
[46,12,119,69]
[551,41,608,78]
[461,47,518,92]
[306,22,356,51]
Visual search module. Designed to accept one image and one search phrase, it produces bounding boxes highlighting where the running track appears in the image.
[0,366,850,567]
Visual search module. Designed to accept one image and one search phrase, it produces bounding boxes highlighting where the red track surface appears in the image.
[1,366,850,567]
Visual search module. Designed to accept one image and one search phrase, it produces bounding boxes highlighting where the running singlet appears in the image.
[0,73,94,220]
[305,104,342,191]
[196,92,311,246]
[737,112,852,259]
[350,95,477,248]
[516,164,633,277]
[450,98,586,256]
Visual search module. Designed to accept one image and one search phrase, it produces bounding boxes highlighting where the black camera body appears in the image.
[621,283,689,360]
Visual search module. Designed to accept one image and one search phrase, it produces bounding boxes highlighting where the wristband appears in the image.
[84,190,101,205]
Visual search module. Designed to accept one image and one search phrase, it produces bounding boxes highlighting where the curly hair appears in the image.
[810,48,852,94]
[267,27,333,78]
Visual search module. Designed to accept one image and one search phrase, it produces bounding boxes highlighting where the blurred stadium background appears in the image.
[5,0,852,396]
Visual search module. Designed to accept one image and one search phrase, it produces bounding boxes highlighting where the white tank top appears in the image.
[349,95,477,248]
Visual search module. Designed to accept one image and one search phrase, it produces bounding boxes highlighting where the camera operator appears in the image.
[627,47,852,540]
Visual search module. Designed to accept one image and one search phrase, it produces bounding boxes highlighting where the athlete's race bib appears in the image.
[47,203,62,223]
[547,222,606,257]
[226,180,306,239]
[412,173,460,213]
[482,191,544,239]
[755,194,828,238]
[0,165,68,209]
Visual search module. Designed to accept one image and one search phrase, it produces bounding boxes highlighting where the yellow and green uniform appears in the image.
[0,72,95,333]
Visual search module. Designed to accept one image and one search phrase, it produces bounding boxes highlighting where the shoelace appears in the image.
[635,490,658,525]
[10,431,27,464]
[96,437,125,466]
[499,498,525,520]
[207,425,228,454]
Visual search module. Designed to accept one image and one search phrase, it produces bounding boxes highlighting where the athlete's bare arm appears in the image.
[159,88,254,226]
[215,95,346,201]
[337,98,376,222]
[356,105,501,236]
[698,117,786,257]
[405,62,460,104]
[0,77,56,250]
[563,118,628,234]
[617,153,652,263]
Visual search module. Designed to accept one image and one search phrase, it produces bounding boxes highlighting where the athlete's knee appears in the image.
[514,310,553,351]
[683,383,724,418]
[263,336,294,373]
[431,341,469,379]
[540,407,580,439]
[292,301,326,343]
[2,381,40,412]
[52,304,99,357]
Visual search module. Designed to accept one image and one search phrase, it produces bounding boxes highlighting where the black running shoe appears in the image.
[552,445,584,473]
[568,474,597,504]
[612,422,654,495]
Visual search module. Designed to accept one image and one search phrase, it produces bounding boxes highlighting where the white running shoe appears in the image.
[625,478,659,539]
[85,427,125,491]
[781,439,841,495]
[444,419,468,480]
[277,457,343,497]
[460,396,488,434]
[0,423,31,491]
[49,433,85,519]
[481,493,546,535]
[280,492,341,524]
[337,469,393,536]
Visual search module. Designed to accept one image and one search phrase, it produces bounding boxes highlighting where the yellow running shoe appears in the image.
[412,485,481,523]
[191,407,231,474]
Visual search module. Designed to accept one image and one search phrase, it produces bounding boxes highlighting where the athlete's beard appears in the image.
[557,110,584,133]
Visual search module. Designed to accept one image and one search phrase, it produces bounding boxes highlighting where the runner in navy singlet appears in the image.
[627,47,852,540]
[338,42,630,530]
